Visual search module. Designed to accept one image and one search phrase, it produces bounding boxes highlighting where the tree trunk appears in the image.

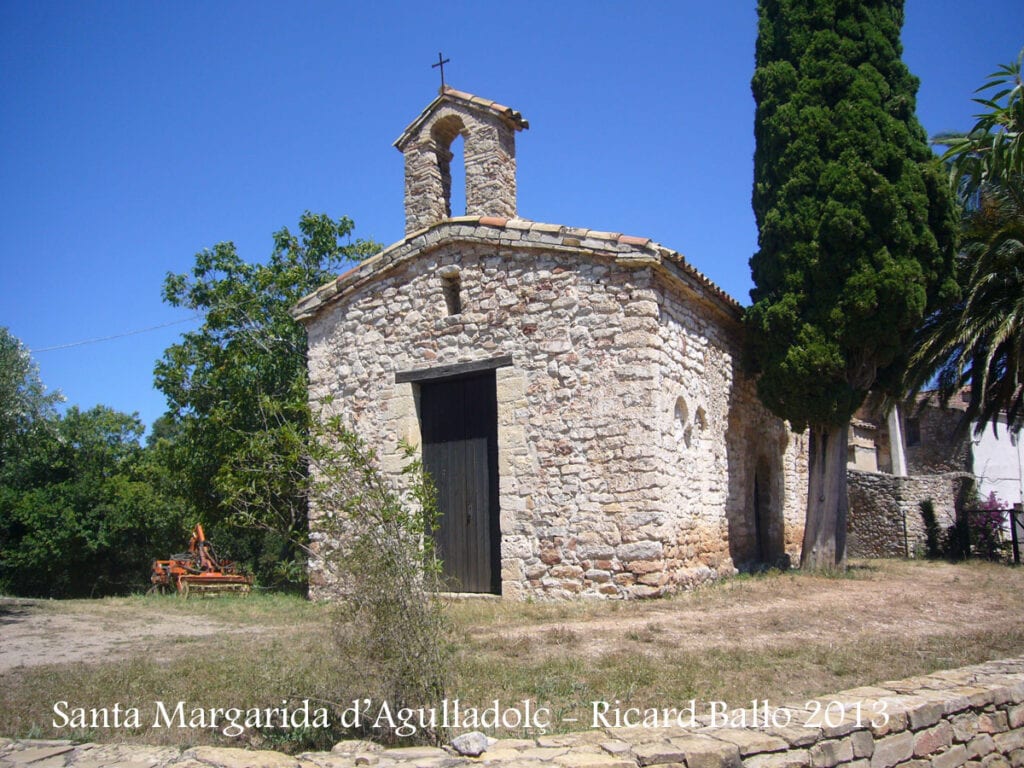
[801,422,849,571]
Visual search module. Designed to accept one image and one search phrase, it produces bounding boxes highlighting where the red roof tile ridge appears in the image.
[478,216,509,227]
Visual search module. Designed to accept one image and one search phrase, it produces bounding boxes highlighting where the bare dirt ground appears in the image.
[457,559,1024,658]
[1,559,1021,674]
[0,597,249,672]
[1,559,1022,747]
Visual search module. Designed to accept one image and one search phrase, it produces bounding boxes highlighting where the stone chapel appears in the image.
[293,87,809,599]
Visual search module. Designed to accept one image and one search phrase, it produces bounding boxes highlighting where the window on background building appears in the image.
[906,418,921,447]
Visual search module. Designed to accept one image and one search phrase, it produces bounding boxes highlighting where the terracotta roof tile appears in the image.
[618,234,651,246]
[394,87,529,151]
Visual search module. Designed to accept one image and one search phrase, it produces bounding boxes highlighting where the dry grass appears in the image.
[1,559,1022,750]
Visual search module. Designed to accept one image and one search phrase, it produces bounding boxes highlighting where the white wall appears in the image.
[971,416,1024,507]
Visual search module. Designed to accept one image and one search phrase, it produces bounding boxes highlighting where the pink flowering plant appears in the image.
[971,492,1008,561]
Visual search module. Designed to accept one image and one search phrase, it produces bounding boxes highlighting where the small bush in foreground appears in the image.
[311,423,452,745]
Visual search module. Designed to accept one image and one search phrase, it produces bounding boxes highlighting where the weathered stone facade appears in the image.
[847,470,971,558]
[903,399,972,476]
[395,87,527,234]
[294,89,807,599]
[848,394,972,478]
[845,392,980,560]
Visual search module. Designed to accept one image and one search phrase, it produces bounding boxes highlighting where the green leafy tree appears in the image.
[907,51,1024,434]
[1,404,187,597]
[746,0,958,569]
[154,212,377,586]
[0,327,62,476]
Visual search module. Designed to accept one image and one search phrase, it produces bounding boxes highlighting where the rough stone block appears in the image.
[953,689,998,710]
[518,747,572,760]
[916,724,955,756]
[871,731,915,768]
[185,746,302,768]
[633,743,688,766]
[810,738,854,767]
[932,745,969,768]
[475,747,533,762]
[711,730,789,757]
[768,725,823,748]
[994,731,1024,754]
[615,540,663,561]
[980,714,1010,735]
[1009,708,1024,730]
[744,750,811,768]
[3,745,76,766]
[853,731,876,758]
[553,750,635,768]
[990,688,1017,708]
[967,735,996,759]
[871,705,910,737]
[665,735,741,768]
[822,716,864,739]
[486,738,536,751]
[538,733,611,748]
[903,697,948,730]
[843,689,901,700]
[600,741,632,756]
[954,714,981,743]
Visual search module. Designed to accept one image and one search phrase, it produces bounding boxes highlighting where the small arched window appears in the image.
[695,406,707,431]
[673,396,692,449]
[439,265,462,316]
[430,115,467,220]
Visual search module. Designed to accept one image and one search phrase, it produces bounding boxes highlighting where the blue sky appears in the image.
[1,1,1021,431]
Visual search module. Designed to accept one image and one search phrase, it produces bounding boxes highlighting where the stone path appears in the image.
[3,657,1024,768]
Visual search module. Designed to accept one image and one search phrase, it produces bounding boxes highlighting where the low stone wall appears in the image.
[3,656,1024,768]
[847,470,970,558]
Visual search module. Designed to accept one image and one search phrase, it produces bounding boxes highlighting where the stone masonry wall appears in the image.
[302,220,804,599]
[651,267,807,574]
[847,470,970,558]
[397,92,524,234]
[6,656,1024,768]
[904,406,971,476]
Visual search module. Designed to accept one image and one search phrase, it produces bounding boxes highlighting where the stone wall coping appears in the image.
[290,216,743,325]
[393,85,530,151]
[4,656,1024,768]
[847,468,974,484]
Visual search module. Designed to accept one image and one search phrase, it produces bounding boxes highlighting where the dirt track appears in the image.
[2,560,1022,673]
[0,598,242,672]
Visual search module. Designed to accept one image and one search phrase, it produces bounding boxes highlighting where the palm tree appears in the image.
[906,49,1024,436]
[906,179,1024,434]
[937,49,1023,202]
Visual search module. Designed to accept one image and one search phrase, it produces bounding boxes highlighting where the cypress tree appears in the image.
[746,0,958,569]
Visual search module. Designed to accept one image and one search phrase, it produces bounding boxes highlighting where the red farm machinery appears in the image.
[149,524,253,597]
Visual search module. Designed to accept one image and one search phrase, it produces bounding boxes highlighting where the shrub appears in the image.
[972,492,1008,561]
[310,421,452,745]
[940,490,1009,562]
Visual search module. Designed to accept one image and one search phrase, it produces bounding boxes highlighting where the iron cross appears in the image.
[432,52,451,90]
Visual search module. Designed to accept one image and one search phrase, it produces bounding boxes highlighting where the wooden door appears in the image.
[419,371,500,593]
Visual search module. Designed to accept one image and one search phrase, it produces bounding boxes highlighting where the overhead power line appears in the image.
[33,315,202,353]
